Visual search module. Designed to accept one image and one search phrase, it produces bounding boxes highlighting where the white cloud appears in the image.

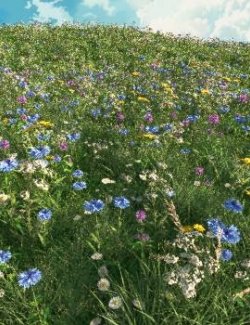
[25,1,32,9]
[82,0,115,16]
[25,0,73,24]
[127,0,250,41]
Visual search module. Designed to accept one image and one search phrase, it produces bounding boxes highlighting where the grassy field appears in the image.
[0,23,250,324]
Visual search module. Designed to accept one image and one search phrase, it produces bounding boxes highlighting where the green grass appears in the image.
[0,23,250,324]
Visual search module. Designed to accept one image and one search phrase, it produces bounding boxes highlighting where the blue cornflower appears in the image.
[242,125,250,132]
[162,123,173,132]
[144,126,160,134]
[34,103,41,110]
[0,250,12,264]
[16,107,27,115]
[37,208,52,221]
[186,115,200,122]
[207,219,241,244]
[180,148,191,154]
[223,199,244,213]
[53,155,61,163]
[222,225,241,244]
[27,114,40,123]
[72,181,87,190]
[113,196,130,209]
[220,249,233,261]
[72,170,84,178]
[28,146,51,159]
[234,115,247,123]
[26,90,36,98]
[91,108,102,118]
[83,199,105,213]
[69,99,79,107]
[66,132,80,142]
[36,133,50,142]
[118,128,129,135]
[217,105,230,114]
[0,158,19,172]
[118,94,126,100]
[9,118,17,125]
[18,80,28,88]
[40,93,50,102]
[207,218,226,236]
[18,268,42,288]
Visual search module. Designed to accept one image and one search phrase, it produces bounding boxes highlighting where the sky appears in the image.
[0,0,250,42]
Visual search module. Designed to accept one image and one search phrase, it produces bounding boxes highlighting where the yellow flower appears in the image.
[245,189,250,196]
[138,96,150,103]
[223,77,232,82]
[2,118,8,125]
[161,82,174,95]
[37,120,54,128]
[201,89,210,95]
[131,71,140,77]
[46,155,54,160]
[193,224,206,233]
[240,158,250,165]
[141,133,158,140]
[181,225,193,233]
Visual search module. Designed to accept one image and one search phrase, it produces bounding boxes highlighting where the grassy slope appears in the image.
[0,24,250,324]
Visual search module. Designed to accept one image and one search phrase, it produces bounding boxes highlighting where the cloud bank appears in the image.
[25,0,73,24]
[127,0,250,41]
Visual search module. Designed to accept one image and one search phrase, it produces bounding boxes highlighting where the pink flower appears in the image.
[208,114,220,125]
[17,95,27,105]
[59,142,68,151]
[116,111,125,122]
[195,166,204,176]
[182,119,190,127]
[144,111,153,123]
[135,233,150,241]
[0,139,10,150]
[239,93,249,103]
[169,111,177,119]
[20,114,27,121]
[135,210,147,222]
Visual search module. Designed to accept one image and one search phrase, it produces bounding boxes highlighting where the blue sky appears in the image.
[1,0,250,42]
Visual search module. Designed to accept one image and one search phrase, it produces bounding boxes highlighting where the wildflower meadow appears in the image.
[1,23,250,324]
